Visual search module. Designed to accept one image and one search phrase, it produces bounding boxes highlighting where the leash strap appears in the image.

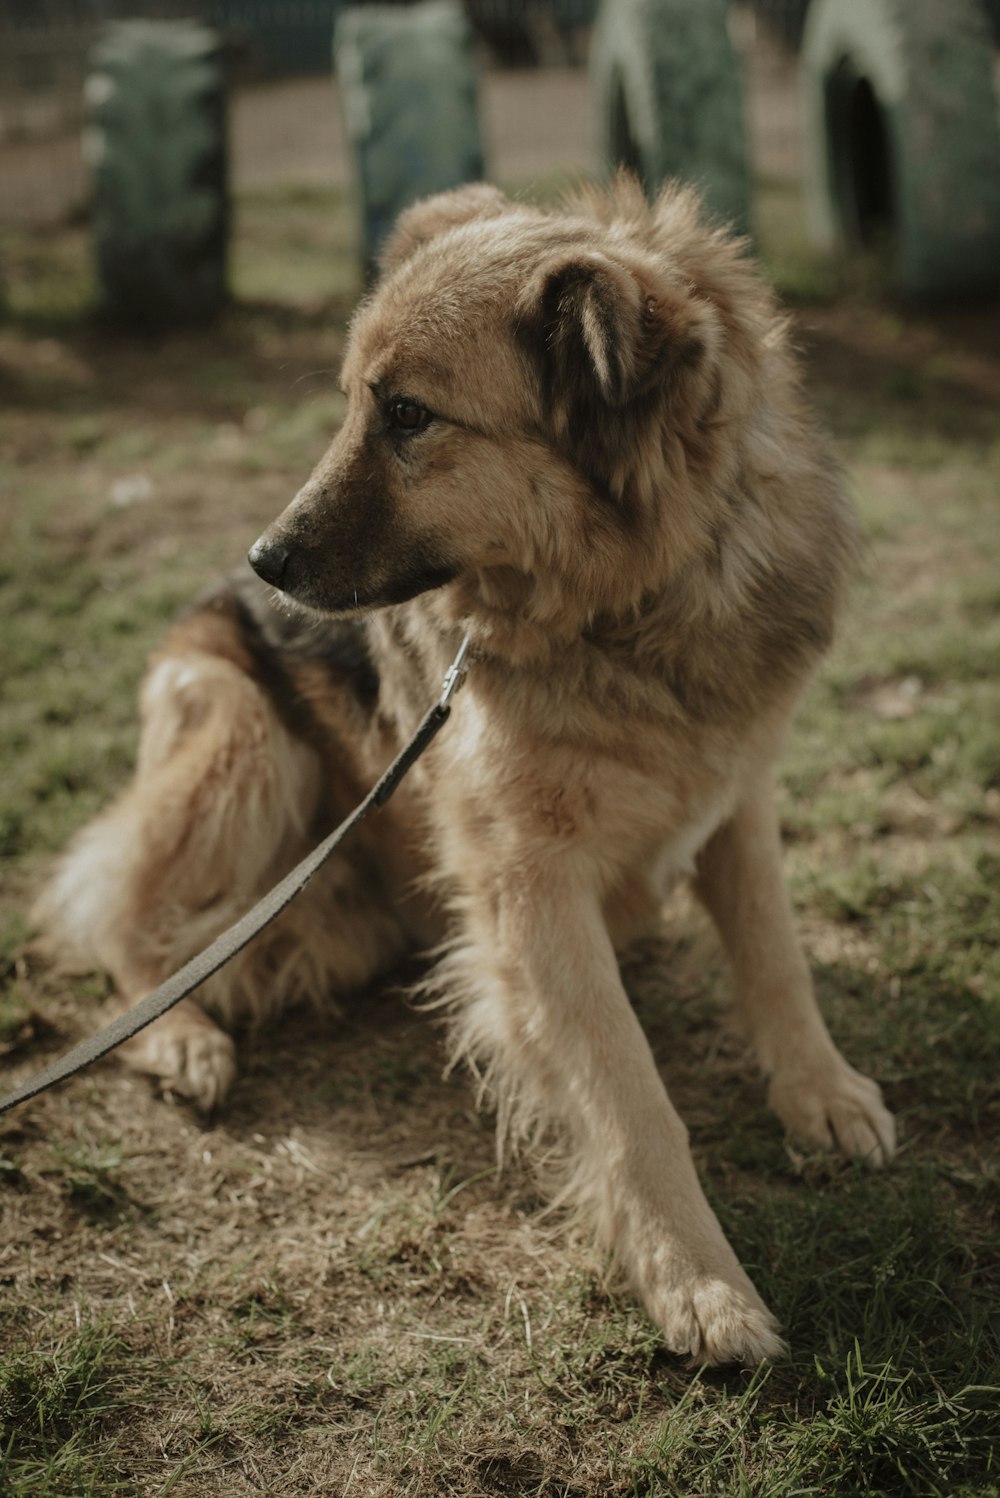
[0,633,471,1118]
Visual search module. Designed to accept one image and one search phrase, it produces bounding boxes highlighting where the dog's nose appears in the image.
[248,535,289,588]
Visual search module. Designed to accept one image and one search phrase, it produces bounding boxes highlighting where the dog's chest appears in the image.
[649,800,730,882]
[435,686,736,880]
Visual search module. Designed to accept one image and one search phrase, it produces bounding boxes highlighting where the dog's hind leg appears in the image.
[37,644,405,1111]
[694,772,896,1165]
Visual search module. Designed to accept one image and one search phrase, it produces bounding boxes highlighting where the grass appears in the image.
[0,1323,134,1496]
[1,170,999,1495]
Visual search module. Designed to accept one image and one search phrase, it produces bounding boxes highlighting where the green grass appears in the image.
[0,511,193,856]
[231,184,362,308]
[0,1323,132,1496]
[637,1351,997,1498]
[1,177,999,1495]
[0,224,95,331]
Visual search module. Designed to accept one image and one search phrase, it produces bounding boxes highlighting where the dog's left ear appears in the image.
[380,183,509,275]
[516,250,708,412]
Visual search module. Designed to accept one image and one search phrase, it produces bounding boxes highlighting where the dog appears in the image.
[37,173,895,1365]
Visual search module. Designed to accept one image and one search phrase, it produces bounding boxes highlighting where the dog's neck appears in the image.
[439,563,642,667]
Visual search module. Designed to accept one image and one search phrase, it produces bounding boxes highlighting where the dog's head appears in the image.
[249,178,728,622]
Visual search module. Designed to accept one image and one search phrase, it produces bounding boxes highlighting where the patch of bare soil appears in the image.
[798,299,1000,422]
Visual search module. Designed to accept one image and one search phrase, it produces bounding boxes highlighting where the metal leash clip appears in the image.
[439,632,472,711]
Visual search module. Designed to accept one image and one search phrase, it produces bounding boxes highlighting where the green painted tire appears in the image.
[591,0,751,233]
[334,1,485,277]
[86,21,228,325]
[802,0,1000,296]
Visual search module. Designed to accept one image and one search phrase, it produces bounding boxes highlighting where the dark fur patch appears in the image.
[515,254,705,524]
[230,570,380,701]
[182,573,382,748]
[374,557,461,607]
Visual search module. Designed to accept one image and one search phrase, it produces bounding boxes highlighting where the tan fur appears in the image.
[38,176,895,1365]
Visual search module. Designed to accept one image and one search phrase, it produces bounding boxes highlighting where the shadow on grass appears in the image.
[0,296,356,424]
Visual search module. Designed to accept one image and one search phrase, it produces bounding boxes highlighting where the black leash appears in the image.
[0,634,472,1118]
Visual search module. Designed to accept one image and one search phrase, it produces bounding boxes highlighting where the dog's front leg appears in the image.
[455,858,784,1366]
[694,773,896,1165]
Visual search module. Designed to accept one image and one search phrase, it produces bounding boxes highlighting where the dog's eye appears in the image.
[388,398,432,433]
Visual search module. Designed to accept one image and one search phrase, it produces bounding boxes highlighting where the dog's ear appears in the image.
[515,250,715,508]
[517,250,707,411]
[379,183,509,275]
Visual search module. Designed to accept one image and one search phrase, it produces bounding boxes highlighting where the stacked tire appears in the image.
[591,0,751,234]
[334,1,485,277]
[85,21,229,326]
[802,0,1000,297]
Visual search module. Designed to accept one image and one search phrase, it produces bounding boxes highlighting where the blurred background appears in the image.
[0,0,593,240]
[3,0,998,305]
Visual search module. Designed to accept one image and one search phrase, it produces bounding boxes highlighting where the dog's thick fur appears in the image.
[37,175,895,1364]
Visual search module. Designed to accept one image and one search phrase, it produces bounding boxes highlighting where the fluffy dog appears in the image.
[38,174,895,1364]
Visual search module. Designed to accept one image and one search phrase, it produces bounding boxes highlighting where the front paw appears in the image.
[642,1255,785,1366]
[119,1006,236,1114]
[769,1055,896,1167]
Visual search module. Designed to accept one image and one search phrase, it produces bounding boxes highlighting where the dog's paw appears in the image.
[119,1004,236,1114]
[645,1266,785,1367]
[769,1056,895,1167]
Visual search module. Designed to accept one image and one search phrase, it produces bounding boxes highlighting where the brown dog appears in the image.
[38,174,895,1364]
